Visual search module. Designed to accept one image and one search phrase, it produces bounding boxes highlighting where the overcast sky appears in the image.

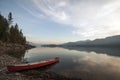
[0,0,120,44]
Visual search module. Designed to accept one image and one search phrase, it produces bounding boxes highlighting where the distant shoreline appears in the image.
[42,35,120,48]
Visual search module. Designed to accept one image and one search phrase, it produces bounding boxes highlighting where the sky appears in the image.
[0,0,120,44]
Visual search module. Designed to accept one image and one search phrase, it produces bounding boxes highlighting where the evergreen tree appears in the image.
[8,12,13,25]
[9,23,26,44]
[0,12,26,44]
[0,13,9,42]
[9,26,15,43]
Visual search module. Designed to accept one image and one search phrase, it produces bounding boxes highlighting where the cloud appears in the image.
[32,0,70,22]
[22,0,120,40]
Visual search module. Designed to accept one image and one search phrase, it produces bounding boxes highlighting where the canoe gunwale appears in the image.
[7,57,59,72]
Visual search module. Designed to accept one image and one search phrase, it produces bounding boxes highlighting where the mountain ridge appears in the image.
[41,35,120,47]
[62,35,120,47]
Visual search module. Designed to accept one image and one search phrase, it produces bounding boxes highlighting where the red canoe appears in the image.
[7,57,59,72]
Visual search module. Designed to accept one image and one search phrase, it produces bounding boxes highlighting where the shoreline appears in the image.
[0,43,81,80]
[0,43,34,80]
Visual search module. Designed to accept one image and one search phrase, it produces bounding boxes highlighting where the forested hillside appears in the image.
[0,12,26,44]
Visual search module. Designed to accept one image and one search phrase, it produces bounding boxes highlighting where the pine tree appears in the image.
[0,12,26,44]
[8,12,13,25]
[0,13,9,42]
[9,26,15,43]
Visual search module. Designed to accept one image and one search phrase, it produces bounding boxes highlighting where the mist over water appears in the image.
[24,47,120,80]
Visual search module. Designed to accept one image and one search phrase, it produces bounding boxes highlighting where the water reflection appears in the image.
[24,47,120,80]
[62,47,120,56]
[67,52,120,80]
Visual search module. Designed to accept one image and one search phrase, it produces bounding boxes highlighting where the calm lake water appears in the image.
[24,47,120,80]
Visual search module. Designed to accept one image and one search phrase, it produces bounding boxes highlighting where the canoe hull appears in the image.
[7,58,59,72]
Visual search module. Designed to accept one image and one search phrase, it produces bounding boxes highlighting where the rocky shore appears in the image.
[0,43,81,80]
[0,43,34,80]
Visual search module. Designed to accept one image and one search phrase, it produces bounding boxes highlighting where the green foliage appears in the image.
[0,12,26,44]
[8,12,13,25]
[0,13,9,42]
[0,40,3,44]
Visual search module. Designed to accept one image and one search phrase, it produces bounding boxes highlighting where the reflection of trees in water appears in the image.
[62,47,120,57]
